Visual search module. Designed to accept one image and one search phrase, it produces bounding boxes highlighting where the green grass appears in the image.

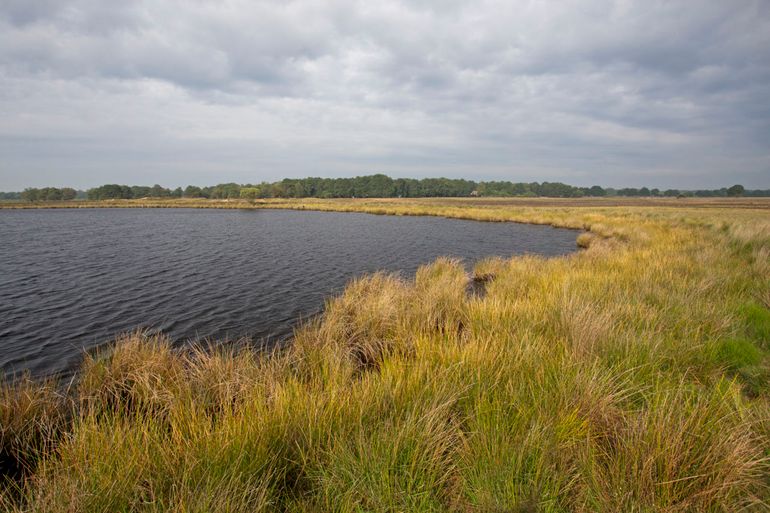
[1,200,769,512]
[740,302,770,349]
[714,338,762,370]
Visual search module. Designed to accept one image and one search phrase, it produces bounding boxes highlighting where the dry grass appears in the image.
[1,199,769,512]
[0,378,69,496]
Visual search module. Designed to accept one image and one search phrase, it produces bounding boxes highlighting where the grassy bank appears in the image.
[2,196,770,211]
[1,200,769,512]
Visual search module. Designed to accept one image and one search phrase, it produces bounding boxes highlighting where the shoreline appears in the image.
[2,195,770,211]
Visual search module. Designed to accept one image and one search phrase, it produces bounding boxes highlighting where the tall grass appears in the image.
[0,378,69,486]
[1,201,769,512]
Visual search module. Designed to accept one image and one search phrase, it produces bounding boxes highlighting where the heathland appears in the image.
[1,197,769,512]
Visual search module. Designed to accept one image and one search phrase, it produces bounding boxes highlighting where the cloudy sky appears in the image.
[1,0,769,190]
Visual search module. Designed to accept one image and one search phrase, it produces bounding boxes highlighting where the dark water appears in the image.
[0,208,577,378]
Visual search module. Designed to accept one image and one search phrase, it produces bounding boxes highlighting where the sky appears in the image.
[1,0,769,190]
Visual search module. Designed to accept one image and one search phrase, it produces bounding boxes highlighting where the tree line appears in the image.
[2,187,81,201]
[84,177,768,199]
[2,176,768,201]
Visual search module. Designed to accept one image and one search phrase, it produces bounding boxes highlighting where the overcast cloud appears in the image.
[1,0,769,189]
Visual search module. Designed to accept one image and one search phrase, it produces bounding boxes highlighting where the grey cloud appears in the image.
[1,0,68,26]
[1,0,769,190]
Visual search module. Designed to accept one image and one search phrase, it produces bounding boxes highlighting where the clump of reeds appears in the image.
[78,332,186,418]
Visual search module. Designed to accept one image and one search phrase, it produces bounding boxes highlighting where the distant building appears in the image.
[470,190,479,197]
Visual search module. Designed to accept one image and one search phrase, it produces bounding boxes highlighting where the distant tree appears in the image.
[21,188,39,202]
[41,188,62,200]
[587,185,606,196]
[17,187,76,201]
[240,187,261,200]
[366,174,397,197]
[60,187,77,200]
[727,184,745,197]
[210,183,241,199]
[171,187,183,198]
[271,182,287,198]
[149,184,169,197]
[183,185,203,198]
[87,184,131,200]
[745,188,770,197]
[538,182,581,197]
[131,186,151,198]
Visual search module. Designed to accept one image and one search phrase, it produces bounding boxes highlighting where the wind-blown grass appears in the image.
[1,200,769,512]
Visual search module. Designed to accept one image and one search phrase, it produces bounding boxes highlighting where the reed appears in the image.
[1,199,769,512]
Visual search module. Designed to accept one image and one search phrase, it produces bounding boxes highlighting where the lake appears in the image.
[0,208,578,378]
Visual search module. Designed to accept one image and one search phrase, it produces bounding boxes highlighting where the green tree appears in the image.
[87,184,131,200]
[131,186,151,198]
[210,183,241,199]
[271,182,287,198]
[183,185,203,198]
[587,185,606,196]
[40,187,62,200]
[21,188,39,202]
[727,184,745,197]
[150,184,169,197]
[240,187,261,200]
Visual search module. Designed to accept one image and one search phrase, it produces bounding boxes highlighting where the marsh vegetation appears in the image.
[1,199,769,512]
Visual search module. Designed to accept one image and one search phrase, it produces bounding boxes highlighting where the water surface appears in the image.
[0,208,577,377]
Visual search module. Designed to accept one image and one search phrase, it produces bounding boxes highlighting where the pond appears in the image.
[0,208,578,378]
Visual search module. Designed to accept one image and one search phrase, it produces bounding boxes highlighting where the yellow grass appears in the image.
[1,198,769,512]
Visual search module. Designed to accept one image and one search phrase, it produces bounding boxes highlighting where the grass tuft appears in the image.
[0,377,69,491]
[740,302,770,349]
[714,338,763,370]
[576,232,594,248]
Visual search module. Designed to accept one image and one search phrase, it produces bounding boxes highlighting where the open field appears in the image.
[2,199,770,512]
